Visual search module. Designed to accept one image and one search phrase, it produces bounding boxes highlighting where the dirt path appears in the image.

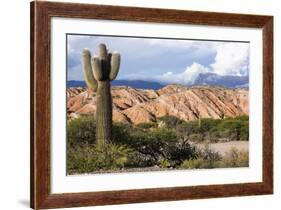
[195,141,249,156]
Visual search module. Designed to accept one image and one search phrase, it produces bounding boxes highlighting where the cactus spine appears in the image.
[82,44,120,145]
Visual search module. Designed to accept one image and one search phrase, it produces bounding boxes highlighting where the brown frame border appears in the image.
[30,1,273,209]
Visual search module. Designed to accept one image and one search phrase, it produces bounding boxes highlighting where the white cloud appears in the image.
[211,43,249,76]
[156,62,209,85]
[123,62,210,85]
[124,42,249,85]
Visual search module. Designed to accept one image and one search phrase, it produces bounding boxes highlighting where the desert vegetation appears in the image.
[67,115,249,174]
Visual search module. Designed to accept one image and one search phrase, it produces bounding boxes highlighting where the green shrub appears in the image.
[67,144,95,174]
[178,143,222,169]
[111,122,132,145]
[236,115,249,121]
[189,133,204,143]
[157,115,184,128]
[174,115,249,142]
[239,123,249,140]
[128,128,178,165]
[159,159,171,168]
[127,127,198,167]
[212,118,249,141]
[198,118,221,133]
[167,140,199,166]
[93,143,137,170]
[179,158,206,169]
[67,116,96,147]
[67,143,137,174]
[176,121,200,137]
[136,122,157,129]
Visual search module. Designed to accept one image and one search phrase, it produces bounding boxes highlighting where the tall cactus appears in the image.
[82,44,120,145]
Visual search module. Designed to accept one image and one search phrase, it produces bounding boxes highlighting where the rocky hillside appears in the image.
[67,85,248,124]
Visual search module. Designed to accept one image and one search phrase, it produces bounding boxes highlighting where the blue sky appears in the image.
[67,34,249,85]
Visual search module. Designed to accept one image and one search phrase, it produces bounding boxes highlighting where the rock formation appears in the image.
[67,85,248,125]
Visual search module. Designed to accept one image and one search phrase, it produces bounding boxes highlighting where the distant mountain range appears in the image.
[67,80,165,90]
[68,73,248,90]
[193,73,248,88]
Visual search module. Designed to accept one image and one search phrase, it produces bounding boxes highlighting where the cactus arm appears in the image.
[81,49,97,91]
[91,56,105,81]
[109,52,120,81]
[99,43,108,59]
[98,43,110,80]
[106,53,112,76]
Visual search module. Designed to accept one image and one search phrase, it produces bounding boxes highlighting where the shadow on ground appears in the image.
[18,200,29,207]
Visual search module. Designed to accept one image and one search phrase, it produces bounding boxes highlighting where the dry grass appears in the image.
[195,141,248,156]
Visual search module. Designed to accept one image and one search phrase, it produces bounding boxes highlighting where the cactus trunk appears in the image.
[96,81,112,145]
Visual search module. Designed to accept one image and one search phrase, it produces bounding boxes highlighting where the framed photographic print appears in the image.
[30,1,273,209]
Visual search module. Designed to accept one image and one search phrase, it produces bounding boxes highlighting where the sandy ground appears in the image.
[195,141,249,156]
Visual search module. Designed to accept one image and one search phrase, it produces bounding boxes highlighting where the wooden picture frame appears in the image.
[30,1,273,209]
